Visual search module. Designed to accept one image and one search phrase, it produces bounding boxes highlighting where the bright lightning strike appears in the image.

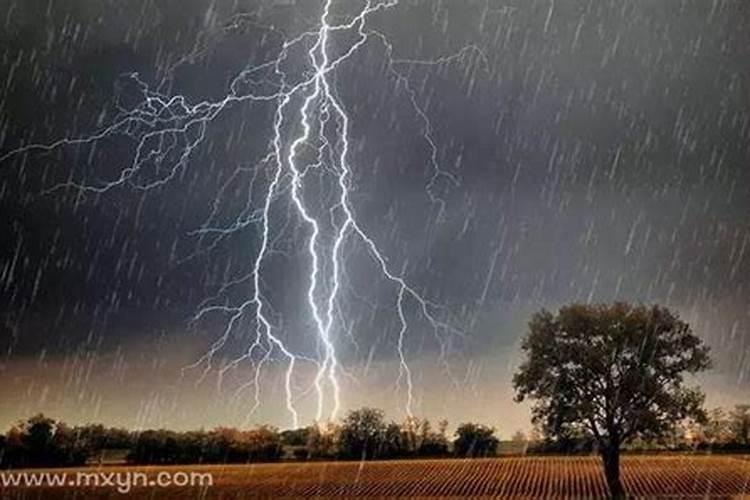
[0,0,481,428]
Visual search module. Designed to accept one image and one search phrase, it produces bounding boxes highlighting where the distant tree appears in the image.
[0,434,7,467]
[382,422,406,458]
[306,422,339,459]
[51,422,89,466]
[241,426,283,461]
[126,426,282,465]
[693,408,732,446]
[417,419,450,457]
[338,407,387,459]
[438,419,449,436]
[128,429,176,464]
[203,428,234,462]
[1,426,26,467]
[729,404,750,446]
[658,421,692,450]
[510,430,528,454]
[280,427,310,447]
[21,414,57,467]
[399,417,422,455]
[453,423,499,457]
[513,303,711,498]
[0,414,95,467]
[73,424,133,451]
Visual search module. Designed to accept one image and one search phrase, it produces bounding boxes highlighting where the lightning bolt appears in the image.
[1,0,481,427]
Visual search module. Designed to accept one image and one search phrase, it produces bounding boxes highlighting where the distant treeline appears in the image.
[1,405,748,468]
[0,408,496,468]
[523,404,750,454]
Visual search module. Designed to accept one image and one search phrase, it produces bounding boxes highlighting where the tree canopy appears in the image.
[453,423,499,457]
[513,303,711,497]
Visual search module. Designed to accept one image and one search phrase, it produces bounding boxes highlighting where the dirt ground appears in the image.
[2,454,750,499]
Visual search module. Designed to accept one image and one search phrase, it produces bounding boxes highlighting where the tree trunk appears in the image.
[601,446,625,499]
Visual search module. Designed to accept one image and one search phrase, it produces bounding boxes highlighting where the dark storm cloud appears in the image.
[0,0,749,428]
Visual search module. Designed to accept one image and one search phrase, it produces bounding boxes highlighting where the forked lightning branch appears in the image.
[0,0,481,428]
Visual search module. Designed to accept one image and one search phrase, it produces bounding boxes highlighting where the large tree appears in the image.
[513,303,711,498]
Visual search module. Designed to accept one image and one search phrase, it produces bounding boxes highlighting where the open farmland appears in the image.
[3,455,750,499]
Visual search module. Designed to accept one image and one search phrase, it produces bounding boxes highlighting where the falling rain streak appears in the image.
[0,0,748,431]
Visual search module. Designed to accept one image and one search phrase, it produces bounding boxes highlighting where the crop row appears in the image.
[208,455,750,498]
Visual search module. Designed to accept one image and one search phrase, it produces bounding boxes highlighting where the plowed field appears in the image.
[3,455,750,498]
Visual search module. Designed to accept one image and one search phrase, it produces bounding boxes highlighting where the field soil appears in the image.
[2,455,750,499]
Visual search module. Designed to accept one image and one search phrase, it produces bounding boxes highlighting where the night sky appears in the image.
[1,0,749,433]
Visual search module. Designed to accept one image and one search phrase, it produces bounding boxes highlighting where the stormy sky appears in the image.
[0,0,749,433]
